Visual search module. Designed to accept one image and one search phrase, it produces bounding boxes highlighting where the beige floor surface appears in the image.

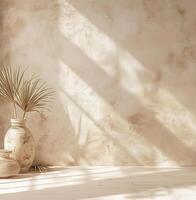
[0,167,196,200]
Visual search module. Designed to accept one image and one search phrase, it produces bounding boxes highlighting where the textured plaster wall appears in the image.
[1,0,196,166]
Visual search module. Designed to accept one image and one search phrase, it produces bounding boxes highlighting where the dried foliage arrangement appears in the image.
[0,66,53,119]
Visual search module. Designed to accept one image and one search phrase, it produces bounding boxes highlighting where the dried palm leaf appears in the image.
[0,66,25,118]
[0,66,53,119]
[15,77,54,119]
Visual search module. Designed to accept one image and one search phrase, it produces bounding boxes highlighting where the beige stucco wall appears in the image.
[1,0,196,166]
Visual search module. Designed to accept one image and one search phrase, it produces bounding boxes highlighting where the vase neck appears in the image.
[11,119,26,127]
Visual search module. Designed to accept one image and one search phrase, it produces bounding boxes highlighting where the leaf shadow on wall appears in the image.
[62,0,196,166]
[60,89,142,166]
[56,32,196,166]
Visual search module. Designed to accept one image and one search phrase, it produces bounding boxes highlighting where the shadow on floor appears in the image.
[1,167,196,200]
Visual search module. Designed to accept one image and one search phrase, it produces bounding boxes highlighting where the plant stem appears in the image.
[22,111,26,119]
[13,103,17,119]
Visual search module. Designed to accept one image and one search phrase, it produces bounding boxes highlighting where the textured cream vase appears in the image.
[0,149,20,178]
[4,119,35,172]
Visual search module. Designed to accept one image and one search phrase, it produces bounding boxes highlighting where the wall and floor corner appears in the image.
[0,0,196,167]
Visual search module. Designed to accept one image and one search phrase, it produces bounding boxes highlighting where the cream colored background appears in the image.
[0,0,196,166]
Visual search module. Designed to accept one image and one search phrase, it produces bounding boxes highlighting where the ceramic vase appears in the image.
[0,149,20,178]
[4,119,35,172]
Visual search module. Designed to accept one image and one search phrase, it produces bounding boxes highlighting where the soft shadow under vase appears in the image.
[4,119,35,172]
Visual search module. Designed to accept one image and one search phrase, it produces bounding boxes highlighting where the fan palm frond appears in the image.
[0,66,26,117]
[0,66,25,100]
[0,66,53,119]
[15,77,54,119]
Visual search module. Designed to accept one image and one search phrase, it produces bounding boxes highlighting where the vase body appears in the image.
[0,149,20,178]
[4,119,35,172]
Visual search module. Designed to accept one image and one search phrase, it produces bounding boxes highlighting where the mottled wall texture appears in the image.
[0,0,196,166]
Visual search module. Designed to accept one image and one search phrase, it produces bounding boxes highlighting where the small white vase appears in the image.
[0,149,20,178]
[4,119,35,172]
